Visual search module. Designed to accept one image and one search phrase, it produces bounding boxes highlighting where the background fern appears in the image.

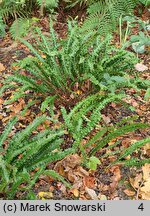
[0,0,58,21]
[64,0,143,35]
[9,18,34,39]
[0,0,58,39]
[36,0,58,9]
[82,0,139,35]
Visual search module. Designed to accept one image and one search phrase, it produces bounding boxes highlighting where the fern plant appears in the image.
[65,0,143,35]
[2,19,138,106]
[82,0,139,35]
[0,0,27,22]
[0,0,58,21]
[61,93,150,168]
[0,115,73,199]
[0,0,58,39]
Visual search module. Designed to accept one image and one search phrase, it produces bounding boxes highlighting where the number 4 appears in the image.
[138,203,144,211]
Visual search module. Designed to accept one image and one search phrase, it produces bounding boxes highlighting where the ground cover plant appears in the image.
[0,0,150,200]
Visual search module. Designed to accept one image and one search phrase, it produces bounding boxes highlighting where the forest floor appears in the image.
[0,4,150,200]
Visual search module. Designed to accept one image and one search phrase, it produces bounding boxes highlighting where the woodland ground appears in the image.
[0,2,150,200]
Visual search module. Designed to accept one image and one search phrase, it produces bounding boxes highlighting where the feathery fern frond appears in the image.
[81,0,139,35]
[36,0,58,8]
[9,18,32,39]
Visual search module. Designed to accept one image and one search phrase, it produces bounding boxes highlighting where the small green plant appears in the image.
[0,115,73,199]
[130,31,150,54]
[118,15,150,53]
[87,156,101,170]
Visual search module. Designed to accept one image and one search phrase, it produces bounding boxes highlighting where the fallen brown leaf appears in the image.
[85,187,98,200]
[0,63,5,72]
[83,176,95,189]
[134,63,148,72]
[70,188,79,198]
[123,189,135,196]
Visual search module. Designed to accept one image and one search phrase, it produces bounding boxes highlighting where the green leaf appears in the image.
[144,88,150,101]
[41,95,56,115]
[43,170,72,188]
[87,156,101,170]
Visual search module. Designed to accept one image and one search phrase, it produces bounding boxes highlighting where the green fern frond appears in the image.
[90,123,149,156]
[9,18,32,39]
[36,0,58,8]
[121,158,150,167]
[0,116,18,147]
[26,148,75,171]
[81,0,139,35]
[43,170,71,188]
[118,137,150,161]
[5,115,47,160]
[0,114,74,198]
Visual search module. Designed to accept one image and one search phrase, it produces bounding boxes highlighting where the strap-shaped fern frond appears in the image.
[118,137,150,161]
[62,93,125,140]
[0,114,73,198]
[90,122,149,156]
[0,116,18,147]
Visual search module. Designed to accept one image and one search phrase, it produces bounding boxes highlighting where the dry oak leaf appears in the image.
[143,143,150,156]
[142,163,150,181]
[140,180,150,200]
[67,169,78,182]
[130,173,143,189]
[134,63,148,72]
[110,166,121,191]
[38,191,53,199]
[61,154,82,169]
[76,166,89,177]
[83,176,96,189]
[54,154,82,172]
[139,164,150,200]
[85,187,98,200]
[102,114,111,124]
[123,189,135,196]
[70,188,80,198]
[0,63,5,72]
[110,166,121,182]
